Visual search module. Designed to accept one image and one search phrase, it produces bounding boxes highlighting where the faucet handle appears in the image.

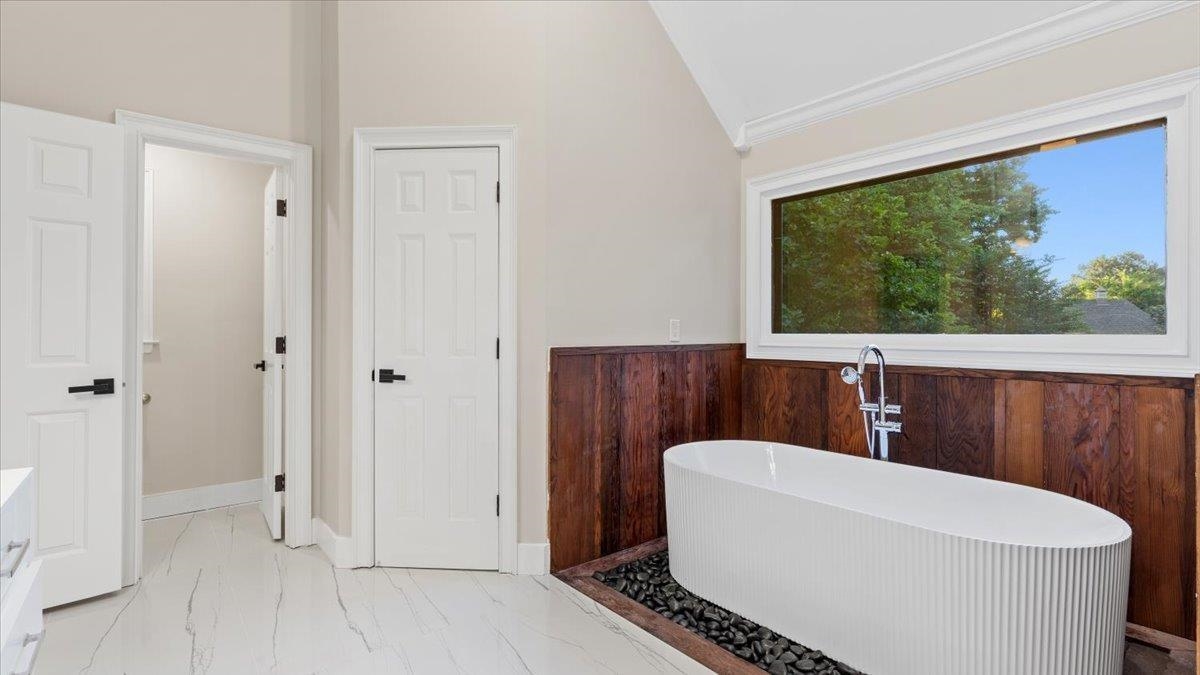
[884,404,901,415]
[858,403,879,413]
[875,420,903,434]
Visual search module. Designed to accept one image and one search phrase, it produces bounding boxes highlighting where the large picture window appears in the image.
[744,71,1199,376]
[772,121,1166,336]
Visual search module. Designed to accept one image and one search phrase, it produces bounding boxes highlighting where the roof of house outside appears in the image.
[1074,298,1161,334]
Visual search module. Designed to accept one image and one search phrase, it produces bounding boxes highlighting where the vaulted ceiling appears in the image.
[648,0,1190,148]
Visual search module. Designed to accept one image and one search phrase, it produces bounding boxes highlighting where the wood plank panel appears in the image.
[547,353,599,571]
[618,352,662,551]
[894,373,938,468]
[596,354,623,557]
[1002,380,1045,488]
[1044,383,1122,513]
[741,362,825,447]
[1121,385,1193,638]
[935,376,995,478]
[710,347,743,438]
[826,368,869,456]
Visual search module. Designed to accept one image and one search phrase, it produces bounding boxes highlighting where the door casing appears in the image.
[116,111,313,585]
[351,126,519,572]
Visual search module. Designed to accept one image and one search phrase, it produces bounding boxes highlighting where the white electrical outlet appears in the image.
[668,319,681,342]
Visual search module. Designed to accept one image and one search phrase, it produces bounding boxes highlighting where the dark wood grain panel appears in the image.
[740,360,780,442]
[935,376,995,477]
[1044,383,1123,512]
[709,347,744,438]
[1121,385,1193,638]
[741,362,825,447]
[596,354,623,556]
[894,373,938,468]
[618,352,662,551]
[547,353,599,572]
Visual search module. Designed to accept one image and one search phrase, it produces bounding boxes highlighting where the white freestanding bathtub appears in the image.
[664,440,1131,675]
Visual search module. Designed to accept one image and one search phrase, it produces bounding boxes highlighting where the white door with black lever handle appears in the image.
[0,102,125,607]
[373,146,500,570]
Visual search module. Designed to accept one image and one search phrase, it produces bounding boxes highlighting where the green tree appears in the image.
[1062,252,1166,330]
[775,157,1086,334]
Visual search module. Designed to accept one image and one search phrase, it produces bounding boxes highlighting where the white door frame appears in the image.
[351,127,518,572]
[116,111,313,584]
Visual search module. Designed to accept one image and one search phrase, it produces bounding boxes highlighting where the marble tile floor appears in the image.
[32,504,1194,674]
[35,504,710,675]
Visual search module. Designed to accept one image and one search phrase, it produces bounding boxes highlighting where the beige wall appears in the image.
[325,0,740,539]
[0,0,319,142]
[1,0,737,543]
[0,0,333,514]
[142,145,273,495]
[545,1,740,346]
[325,0,550,537]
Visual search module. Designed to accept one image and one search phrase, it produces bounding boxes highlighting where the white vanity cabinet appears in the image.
[0,468,43,675]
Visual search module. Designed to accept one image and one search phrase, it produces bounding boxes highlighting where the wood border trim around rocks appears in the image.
[556,537,761,674]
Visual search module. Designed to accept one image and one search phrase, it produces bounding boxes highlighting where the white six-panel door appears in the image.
[0,102,125,607]
[373,147,500,569]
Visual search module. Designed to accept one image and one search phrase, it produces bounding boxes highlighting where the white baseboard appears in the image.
[313,517,355,568]
[142,478,260,520]
[516,542,550,575]
[311,527,546,573]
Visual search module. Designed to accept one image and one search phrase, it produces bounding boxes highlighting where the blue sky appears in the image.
[1017,125,1166,283]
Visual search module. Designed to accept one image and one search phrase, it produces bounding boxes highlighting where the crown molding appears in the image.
[738,0,1197,149]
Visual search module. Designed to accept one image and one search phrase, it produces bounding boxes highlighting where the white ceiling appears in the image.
[648,1,1186,147]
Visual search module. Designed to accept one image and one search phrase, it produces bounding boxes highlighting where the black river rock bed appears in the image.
[594,551,864,675]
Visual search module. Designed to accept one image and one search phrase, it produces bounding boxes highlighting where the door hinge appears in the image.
[496,494,500,516]
[274,474,285,492]
[276,199,287,217]
[371,368,375,382]
[275,336,286,354]
[495,181,500,204]
[495,337,500,360]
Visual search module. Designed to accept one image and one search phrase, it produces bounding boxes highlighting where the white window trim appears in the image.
[745,69,1200,377]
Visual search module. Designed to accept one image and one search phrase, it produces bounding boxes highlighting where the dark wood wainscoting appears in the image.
[548,344,743,572]
[548,345,1196,639]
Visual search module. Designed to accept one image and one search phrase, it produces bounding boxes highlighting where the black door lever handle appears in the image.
[254,360,266,371]
[68,378,115,395]
[378,368,406,383]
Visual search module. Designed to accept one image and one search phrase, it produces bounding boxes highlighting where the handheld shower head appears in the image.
[840,365,860,385]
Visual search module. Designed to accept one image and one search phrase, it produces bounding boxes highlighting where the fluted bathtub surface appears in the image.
[664,440,1131,675]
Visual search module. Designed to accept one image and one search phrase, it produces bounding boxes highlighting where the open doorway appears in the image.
[119,111,312,585]
[139,145,283,537]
